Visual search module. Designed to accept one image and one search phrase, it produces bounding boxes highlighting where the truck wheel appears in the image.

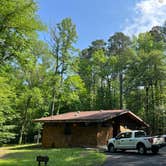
[108,144,116,153]
[138,144,146,154]
[151,148,159,154]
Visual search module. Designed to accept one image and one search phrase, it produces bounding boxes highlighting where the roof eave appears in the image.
[127,111,149,127]
[33,119,105,123]
[33,110,149,127]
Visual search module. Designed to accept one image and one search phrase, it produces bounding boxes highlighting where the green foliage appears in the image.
[125,31,166,133]
[78,29,166,134]
[0,0,45,63]
[0,77,16,144]
[49,18,78,115]
[0,0,46,144]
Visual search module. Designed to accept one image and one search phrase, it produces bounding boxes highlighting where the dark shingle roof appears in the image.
[34,109,149,127]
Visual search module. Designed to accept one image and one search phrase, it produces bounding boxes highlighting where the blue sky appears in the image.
[37,0,166,49]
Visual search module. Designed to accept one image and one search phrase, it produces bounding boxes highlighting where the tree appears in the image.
[0,0,46,144]
[14,41,50,144]
[60,75,86,112]
[108,32,131,109]
[0,76,16,144]
[0,0,45,64]
[48,18,78,115]
[78,40,109,110]
[125,31,166,133]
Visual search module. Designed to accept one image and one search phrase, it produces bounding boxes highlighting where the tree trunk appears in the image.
[18,125,24,144]
[119,73,123,109]
[37,129,40,144]
[51,92,56,115]
[56,102,61,115]
[107,77,112,109]
[151,85,155,132]
[145,86,149,122]
[18,96,31,144]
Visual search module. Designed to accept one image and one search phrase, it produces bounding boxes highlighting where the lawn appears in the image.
[0,144,106,166]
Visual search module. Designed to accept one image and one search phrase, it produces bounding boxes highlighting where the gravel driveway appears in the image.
[103,146,166,166]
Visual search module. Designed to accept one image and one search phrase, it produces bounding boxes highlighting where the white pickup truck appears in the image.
[107,130,165,154]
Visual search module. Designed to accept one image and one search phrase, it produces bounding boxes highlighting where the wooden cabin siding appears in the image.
[42,120,139,148]
[40,112,148,148]
[97,125,113,146]
[42,123,68,148]
[71,124,97,147]
[42,123,98,148]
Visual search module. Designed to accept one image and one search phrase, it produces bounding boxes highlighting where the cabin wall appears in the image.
[71,124,97,147]
[42,123,67,148]
[42,123,98,148]
[42,115,147,148]
[97,125,113,146]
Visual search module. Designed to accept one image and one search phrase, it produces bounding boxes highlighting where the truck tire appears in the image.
[151,147,159,154]
[137,144,147,154]
[108,144,116,153]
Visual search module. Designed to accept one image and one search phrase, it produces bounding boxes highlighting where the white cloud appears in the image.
[123,0,166,36]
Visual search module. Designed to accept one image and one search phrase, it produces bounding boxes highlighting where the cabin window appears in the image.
[64,124,71,135]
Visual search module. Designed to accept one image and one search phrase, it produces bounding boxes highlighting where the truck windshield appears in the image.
[135,132,146,137]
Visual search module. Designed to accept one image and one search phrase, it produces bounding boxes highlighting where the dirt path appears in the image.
[0,147,9,159]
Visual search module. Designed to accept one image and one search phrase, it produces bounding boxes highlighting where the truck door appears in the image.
[115,133,126,149]
[116,132,133,149]
[123,132,133,149]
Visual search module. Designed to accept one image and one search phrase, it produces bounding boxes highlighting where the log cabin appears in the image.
[34,110,149,148]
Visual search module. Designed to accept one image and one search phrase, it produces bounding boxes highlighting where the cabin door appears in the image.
[113,122,120,137]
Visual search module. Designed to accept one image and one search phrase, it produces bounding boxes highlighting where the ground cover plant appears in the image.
[0,144,106,166]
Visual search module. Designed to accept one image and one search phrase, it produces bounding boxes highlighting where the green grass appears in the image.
[0,144,106,166]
